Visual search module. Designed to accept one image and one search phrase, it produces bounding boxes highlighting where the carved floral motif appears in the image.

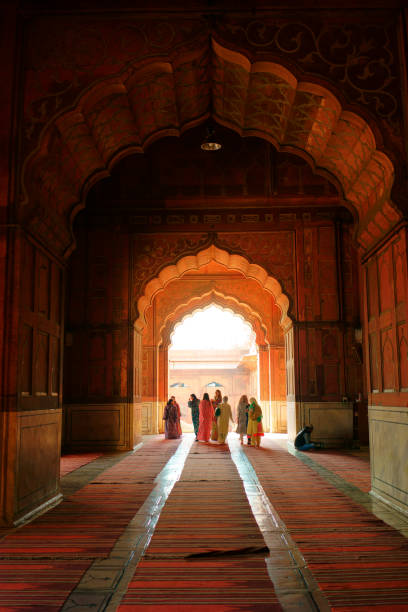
[217,15,401,128]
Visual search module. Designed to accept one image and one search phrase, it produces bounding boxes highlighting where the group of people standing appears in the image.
[163,390,264,447]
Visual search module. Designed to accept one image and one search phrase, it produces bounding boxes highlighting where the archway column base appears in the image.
[287,400,353,448]
[368,404,408,518]
[12,492,63,528]
[63,402,138,452]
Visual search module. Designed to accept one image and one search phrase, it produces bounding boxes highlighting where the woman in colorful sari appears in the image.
[188,393,200,441]
[216,396,234,444]
[163,398,181,439]
[171,395,183,437]
[236,394,250,445]
[210,388,222,441]
[247,397,264,448]
[197,392,213,442]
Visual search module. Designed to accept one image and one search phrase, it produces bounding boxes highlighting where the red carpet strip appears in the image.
[244,438,408,611]
[0,561,91,611]
[298,449,371,493]
[60,452,103,477]
[119,442,282,611]
[0,437,181,610]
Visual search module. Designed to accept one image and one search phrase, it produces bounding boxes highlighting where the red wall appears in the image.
[364,227,408,406]
[63,220,134,449]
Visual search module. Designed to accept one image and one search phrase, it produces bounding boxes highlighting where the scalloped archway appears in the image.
[22,39,400,256]
[159,290,269,348]
[135,245,291,334]
[146,286,286,436]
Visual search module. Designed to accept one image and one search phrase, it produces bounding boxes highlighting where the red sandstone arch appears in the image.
[135,245,291,334]
[158,290,269,348]
[22,40,400,256]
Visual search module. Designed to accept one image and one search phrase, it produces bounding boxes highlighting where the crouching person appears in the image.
[294,424,322,451]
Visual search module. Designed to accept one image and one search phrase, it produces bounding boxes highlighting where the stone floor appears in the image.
[0,433,407,611]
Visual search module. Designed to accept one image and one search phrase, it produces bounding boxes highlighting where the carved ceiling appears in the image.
[20,27,402,255]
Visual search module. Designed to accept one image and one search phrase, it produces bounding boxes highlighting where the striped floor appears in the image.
[0,435,407,610]
[118,442,282,611]
[0,437,181,610]
[296,448,371,493]
[60,452,103,477]
[243,437,408,611]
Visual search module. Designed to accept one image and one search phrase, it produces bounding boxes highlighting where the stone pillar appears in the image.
[132,328,143,446]
[141,344,157,434]
[1,230,64,526]
[287,322,354,447]
[363,226,408,516]
[285,324,298,441]
[157,346,168,434]
[258,344,271,432]
[63,222,134,451]
[269,346,287,433]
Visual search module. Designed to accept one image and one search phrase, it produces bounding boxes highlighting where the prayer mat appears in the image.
[60,452,103,477]
[244,438,408,610]
[296,448,371,493]
[119,442,281,611]
[0,437,182,610]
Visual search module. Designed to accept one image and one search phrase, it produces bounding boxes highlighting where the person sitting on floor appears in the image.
[294,424,322,451]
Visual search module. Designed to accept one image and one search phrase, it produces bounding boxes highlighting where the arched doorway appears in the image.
[135,254,290,439]
[167,304,258,433]
[3,14,407,526]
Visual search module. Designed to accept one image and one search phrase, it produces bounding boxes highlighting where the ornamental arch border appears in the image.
[134,245,292,335]
[20,39,400,257]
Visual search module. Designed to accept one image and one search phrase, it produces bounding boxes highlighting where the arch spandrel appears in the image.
[158,290,269,349]
[134,245,292,335]
[22,39,399,257]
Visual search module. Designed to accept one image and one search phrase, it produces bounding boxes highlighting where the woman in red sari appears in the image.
[197,392,213,442]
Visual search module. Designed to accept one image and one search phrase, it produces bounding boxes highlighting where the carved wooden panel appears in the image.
[285,326,295,400]
[133,330,142,402]
[21,240,35,313]
[19,237,63,411]
[378,248,393,313]
[318,226,338,320]
[16,411,61,516]
[20,324,33,396]
[142,346,155,398]
[35,331,49,395]
[398,325,408,391]
[364,228,408,401]
[367,259,379,321]
[142,402,154,434]
[369,333,380,392]
[64,227,131,407]
[276,402,288,434]
[394,241,407,307]
[381,330,395,391]
[66,404,125,447]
